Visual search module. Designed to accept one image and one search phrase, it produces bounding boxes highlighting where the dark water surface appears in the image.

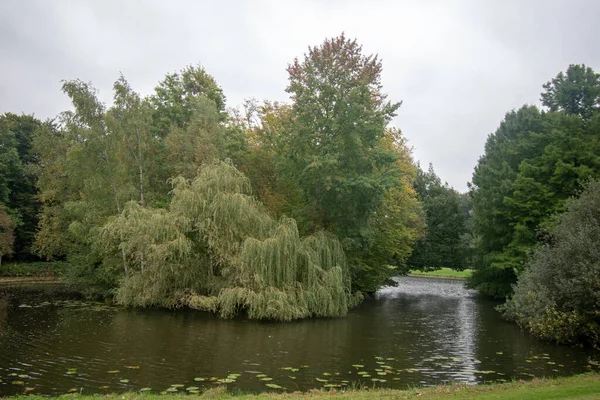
[0,277,597,395]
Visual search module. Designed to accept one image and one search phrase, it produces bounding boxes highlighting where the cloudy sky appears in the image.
[1,0,599,190]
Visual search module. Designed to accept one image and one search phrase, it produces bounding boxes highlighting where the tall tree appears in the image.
[470,66,600,298]
[0,113,42,260]
[283,34,421,292]
[541,64,600,120]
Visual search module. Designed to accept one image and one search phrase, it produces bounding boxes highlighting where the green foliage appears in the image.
[469,67,600,298]
[101,161,360,321]
[541,64,600,120]
[408,164,470,271]
[0,205,15,265]
[0,113,42,260]
[500,179,600,348]
[282,34,421,292]
[150,64,227,136]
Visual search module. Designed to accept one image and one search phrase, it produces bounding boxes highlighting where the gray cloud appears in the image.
[1,0,599,191]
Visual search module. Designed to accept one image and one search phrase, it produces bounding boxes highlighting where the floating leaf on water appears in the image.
[357,371,368,375]
[525,360,533,363]
[376,361,385,365]
[323,384,340,388]
[301,365,309,368]
[315,378,328,382]
[19,304,32,308]
[11,381,25,385]
[108,370,120,374]
[547,362,556,365]
[185,387,199,391]
[194,377,205,381]
[170,384,184,388]
[24,387,35,393]
[256,374,267,378]
[140,388,152,392]
[124,366,140,369]
[386,358,395,361]
[289,376,297,380]
[18,374,30,378]
[281,367,294,371]
[265,383,282,389]
[362,374,371,378]
[290,368,299,372]
[374,356,384,360]
[392,378,400,381]
[352,364,364,369]
[496,352,503,355]
[227,374,240,379]
[375,368,383,372]
[377,372,387,376]
[67,388,78,393]
[165,387,177,392]
[259,377,272,382]
[120,379,129,383]
[188,390,200,394]
[8,373,17,377]
[322,372,331,376]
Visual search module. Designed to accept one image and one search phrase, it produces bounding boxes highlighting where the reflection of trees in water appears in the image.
[0,298,8,327]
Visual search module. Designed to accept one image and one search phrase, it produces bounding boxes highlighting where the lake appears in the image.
[0,277,596,395]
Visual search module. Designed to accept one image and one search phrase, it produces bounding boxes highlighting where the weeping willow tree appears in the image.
[101,160,361,320]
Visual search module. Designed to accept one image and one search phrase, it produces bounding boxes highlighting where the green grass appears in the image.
[409,268,472,280]
[14,373,600,399]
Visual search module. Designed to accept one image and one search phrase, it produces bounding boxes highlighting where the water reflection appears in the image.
[0,278,596,395]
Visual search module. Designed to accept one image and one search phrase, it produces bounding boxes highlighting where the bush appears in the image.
[500,179,600,347]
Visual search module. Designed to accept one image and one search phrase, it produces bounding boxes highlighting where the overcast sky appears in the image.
[1,0,599,191]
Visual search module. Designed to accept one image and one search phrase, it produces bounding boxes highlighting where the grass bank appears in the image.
[15,373,600,400]
[0,261,65,278]
[408,268,472,280]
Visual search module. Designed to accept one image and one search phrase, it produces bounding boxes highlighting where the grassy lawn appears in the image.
[15,373,600,400]
[408,268,472,280]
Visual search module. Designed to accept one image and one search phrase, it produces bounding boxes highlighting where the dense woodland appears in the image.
[0,35,598,345]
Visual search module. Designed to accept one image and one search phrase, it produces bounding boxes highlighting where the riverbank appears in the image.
[14,373,600,399]
[408,268,472,280]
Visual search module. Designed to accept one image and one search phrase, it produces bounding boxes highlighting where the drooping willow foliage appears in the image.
[100,160,362,320]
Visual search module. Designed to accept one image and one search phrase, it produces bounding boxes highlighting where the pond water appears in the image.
[0,277,597,395]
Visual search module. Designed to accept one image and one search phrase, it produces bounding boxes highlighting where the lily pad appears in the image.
[194,377,205,381]
[352,364,364,368]
[108,370,120,374]
[120,379,129,383]
[256,374,268,378]
[259,377,272,382]
[124,365,140,369]
[140,388,152,392]
[170,384,184,388]
[496,351,503,355]
[315,377,328,382]
[165,387,178,392]
[185,387,199,391]
[11,381,25,385]
[265,383,282,389]
[18,374,30,378]
[188,390,200,394]
[322,372,331,376]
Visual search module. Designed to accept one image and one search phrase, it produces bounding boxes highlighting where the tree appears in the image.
[469,67,600,298]
[0,206,15,266]
[0,113,42,260]
[408,164,469,271]
[500,179,600,348]
[150,64,227,137]
[283,34,418,292]
[541,64,600,120]
[101,160,361,321]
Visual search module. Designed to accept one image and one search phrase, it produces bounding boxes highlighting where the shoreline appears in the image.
[10,373,600,399]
